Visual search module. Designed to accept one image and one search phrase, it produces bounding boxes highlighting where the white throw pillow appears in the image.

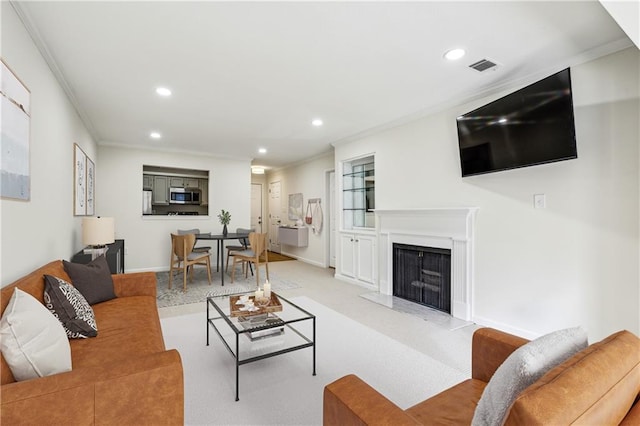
[472,326,588,426]
[0,288,72,381]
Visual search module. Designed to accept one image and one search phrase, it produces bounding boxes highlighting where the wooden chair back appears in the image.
[248,232,268,260]
[169,233,211,291]
[230,232,269,285]
[171,233,195,260]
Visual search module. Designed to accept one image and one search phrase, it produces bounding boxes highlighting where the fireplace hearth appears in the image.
[393,243,451,313]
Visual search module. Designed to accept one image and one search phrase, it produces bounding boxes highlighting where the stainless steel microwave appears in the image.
[169,187,201,205]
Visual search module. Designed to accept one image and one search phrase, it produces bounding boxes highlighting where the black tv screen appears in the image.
[457,68,577,177]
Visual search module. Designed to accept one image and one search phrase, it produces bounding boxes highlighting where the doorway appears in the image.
[268,181,281,253]
[251,183,263,233]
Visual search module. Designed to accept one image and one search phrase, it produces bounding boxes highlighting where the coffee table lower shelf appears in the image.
[206,293,316,401]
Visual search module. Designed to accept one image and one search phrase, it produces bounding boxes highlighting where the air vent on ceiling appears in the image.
[468,59,498,72]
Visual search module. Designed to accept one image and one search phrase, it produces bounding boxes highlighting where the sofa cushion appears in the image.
[505,330,640,425]
[472,326,587,426]
[44,275,98,339]
[63,256,116,305]
[0,288,72,381]
[69,295,165,369]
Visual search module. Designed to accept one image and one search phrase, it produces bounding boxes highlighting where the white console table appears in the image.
[278,226,309,247]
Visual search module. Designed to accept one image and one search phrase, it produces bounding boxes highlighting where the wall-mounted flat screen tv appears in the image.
[456,68,577,177]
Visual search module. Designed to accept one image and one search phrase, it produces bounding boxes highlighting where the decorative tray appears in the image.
[229,292,282,317]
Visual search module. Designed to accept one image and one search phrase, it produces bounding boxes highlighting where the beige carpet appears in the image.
[162,296,467,424]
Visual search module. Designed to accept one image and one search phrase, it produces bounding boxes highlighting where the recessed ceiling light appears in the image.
[150,132,161,139]
[498,117,508,124]
[155,87,172,97]
[251,166,265,175]
[312,119,323,127]
[258,148,267,154]
[444,48,466,61]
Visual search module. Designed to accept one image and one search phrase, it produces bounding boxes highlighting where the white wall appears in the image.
[335,48,640,341]
[266,152,334,267]
[1,4,97,285]
[97,145,251,271]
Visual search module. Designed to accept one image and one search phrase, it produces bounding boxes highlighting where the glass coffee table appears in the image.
[206,291,316,401]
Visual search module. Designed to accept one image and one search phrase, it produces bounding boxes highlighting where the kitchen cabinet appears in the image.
[152,176,169,205]
[278,226,308,247]
[169,177,184,187]
[339,232,375,285]
[143,174,153,190]
[185,178,199,188]
[199,179,208,205]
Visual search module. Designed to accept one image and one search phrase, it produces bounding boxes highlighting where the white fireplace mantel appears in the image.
[375,207,478,321]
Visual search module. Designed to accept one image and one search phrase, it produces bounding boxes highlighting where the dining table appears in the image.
[196,232,249,286]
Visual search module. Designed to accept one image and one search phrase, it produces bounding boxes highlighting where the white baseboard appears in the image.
[125,266,167,273]
[472,315,540,340]
[278,252,324,268]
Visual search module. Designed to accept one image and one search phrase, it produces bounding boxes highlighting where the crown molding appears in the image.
[10,0,100,141]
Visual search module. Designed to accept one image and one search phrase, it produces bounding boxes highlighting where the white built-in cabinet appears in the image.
[339,232,375,285]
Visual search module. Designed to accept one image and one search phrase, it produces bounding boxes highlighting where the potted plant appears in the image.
[218,209,231,236]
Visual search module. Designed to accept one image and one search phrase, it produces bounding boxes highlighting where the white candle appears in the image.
[255,290,264,300]
[264,281,271,299]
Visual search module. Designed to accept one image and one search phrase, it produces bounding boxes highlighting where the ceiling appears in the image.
[13,1,634,170]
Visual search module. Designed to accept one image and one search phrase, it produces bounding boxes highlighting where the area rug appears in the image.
[161,296,467,425]
[156,268,301,308]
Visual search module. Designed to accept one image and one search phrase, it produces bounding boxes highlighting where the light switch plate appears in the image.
[534,194,546,209]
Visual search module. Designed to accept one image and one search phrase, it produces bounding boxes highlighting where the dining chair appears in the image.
[177,228,211,254]
[230,232,269,286]
[169,233,212,292]
[225,228,254,273]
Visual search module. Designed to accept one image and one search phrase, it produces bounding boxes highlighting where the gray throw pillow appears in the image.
[63,255,116,304]
[44,275,98,339]
[471,326,588,426]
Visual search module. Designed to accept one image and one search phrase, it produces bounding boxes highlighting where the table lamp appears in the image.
[83,217,115,260]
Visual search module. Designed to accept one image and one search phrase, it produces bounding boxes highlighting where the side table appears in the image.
[71,239,125,274]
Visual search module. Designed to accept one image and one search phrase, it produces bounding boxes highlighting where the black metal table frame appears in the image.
[196,232,249,286]
[206,292,316,401]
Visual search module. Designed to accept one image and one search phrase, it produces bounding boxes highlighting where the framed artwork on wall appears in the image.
[0,59,31,201]
[86,157,95,215]
[87,157,96,216]
[74,143,87,215]
[288,192,303,220]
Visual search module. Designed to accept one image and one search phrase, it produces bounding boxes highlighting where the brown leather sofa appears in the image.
[324,327,640,425]
[1,260,184,425]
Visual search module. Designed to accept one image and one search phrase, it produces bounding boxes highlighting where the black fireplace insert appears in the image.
[393,243,451,313]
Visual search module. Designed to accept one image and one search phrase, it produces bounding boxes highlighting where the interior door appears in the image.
[251,183,262,233]
[268,181,281,253]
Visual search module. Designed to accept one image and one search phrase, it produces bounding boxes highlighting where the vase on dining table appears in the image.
[223,224,228,236]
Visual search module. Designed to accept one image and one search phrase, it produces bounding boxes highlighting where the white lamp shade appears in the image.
[82,217,115,246]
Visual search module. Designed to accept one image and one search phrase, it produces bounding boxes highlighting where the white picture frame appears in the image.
[74,143,87,216]
[86,157,95,215]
